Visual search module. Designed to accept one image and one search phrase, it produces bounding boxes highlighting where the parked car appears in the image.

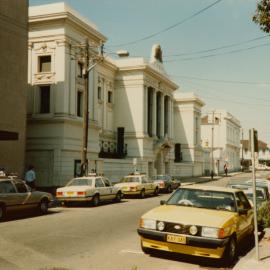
[151,175,181,193]
[245,179,270,196]
[56,175,122,206]
[227,183,268,208]
[0,177,53,221]
[114,173,159,198]
[138,185,254,265]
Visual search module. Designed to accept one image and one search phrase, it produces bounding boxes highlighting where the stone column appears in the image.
[152,89,157,137]
[144,85,148,134]
[160,93,164,138]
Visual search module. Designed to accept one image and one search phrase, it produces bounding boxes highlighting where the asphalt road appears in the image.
[0,172,268,270]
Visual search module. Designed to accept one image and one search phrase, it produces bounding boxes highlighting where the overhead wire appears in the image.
[165,42,270,62]
[107,0,224,48]
[164,34,270,58]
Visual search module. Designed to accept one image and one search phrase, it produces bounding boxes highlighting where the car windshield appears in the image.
[166,188,236,212]
[244,190,265,200]
[120,176,140,183]
[66,178,92,186]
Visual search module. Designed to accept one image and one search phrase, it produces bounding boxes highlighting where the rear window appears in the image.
[66,178,92,187]
[0,181,16,193]
[120,177,140,183]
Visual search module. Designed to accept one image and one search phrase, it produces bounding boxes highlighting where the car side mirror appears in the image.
[160,200,166,205]
[238,208,248,215]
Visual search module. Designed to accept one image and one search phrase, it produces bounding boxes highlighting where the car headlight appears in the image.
[157,221,165,231]
[189,225,198,235]
[201,227,224,238]
[140,219,156,230]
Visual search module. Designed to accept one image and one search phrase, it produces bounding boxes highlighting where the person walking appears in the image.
[25,165,36,189]
[224,163,228,177]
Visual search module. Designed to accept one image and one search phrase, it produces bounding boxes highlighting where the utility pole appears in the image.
[79,39,104,176]
[81,39,90,176]
[211,110,214,180]
[241,128,244,170]
[250,128,259,261]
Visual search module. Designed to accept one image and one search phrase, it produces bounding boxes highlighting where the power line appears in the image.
[164,35,270,58]
[108,0,224,48]
[170,74,270,86]
[165,42,270,62]
[180,80,270,107]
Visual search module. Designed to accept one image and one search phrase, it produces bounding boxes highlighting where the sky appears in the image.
[29,0,270,144]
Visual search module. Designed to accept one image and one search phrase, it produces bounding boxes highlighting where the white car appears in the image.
[245,179,270,195]
[114,173,159,198]
[56,175,122,206]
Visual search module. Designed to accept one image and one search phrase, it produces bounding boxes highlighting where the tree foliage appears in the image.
[253,0,270,33]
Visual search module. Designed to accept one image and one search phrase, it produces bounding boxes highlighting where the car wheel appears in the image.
[0,204,6,221]
[39,199,48,215]
[114,192,122,203]
[92,194,100,207]
[223,236,237,266]
[140,189,145,199]
[153,187,159,196]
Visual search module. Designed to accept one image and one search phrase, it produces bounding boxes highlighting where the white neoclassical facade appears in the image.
[27,2,205,187]
[201,110,241,174]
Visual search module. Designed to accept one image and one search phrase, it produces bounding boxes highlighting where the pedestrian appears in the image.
[224,163,228,177]
[24,165,36,189]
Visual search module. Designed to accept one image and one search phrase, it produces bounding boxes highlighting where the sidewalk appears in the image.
[180,171,243,186]
[233,228,270,270]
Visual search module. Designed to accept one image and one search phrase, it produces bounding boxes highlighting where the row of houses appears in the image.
[2,1,261,188]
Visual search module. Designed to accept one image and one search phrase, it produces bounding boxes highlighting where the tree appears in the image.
[253,0,270,33]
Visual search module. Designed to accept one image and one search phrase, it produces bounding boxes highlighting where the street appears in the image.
[0,172,267,270]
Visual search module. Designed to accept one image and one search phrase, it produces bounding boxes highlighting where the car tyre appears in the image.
[92,194,100,207]
[140,189,145,199]
[0,204,6,221]
[114,192,122,203]
[223,236,237,266]
[39,199,49,215]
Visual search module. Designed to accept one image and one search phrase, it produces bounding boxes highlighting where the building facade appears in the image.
[0,0,28,175]
[27,3,204,187]
[201,110,241,174]
[173,92,205,176]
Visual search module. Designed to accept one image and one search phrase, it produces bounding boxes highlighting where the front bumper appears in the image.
[138,228,229,258]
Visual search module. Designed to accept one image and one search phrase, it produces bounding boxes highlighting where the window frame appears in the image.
[38,55,51,73]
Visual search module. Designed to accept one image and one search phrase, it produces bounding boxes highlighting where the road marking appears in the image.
[120,249,144,255]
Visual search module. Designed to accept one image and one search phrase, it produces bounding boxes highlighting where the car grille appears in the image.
[161,221,202,236]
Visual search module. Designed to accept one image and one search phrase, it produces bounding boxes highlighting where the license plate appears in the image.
[66,191,74,196]
[167,234,186,244]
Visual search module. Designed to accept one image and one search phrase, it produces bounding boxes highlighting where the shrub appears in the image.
[257,200,270,228]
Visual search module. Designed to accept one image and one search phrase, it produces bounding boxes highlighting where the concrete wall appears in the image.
[0,0,28,176]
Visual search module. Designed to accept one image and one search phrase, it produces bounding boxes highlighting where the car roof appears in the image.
[180,184,240,193]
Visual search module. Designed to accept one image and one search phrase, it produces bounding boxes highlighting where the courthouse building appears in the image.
[27,2,205,187]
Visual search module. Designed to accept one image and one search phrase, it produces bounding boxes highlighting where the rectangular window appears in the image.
[39,55,51,72]
[77,91,83,117]
[40,86,50,114]
[77,62,83,78]
[108,91,112,103]
[98,86,102,100]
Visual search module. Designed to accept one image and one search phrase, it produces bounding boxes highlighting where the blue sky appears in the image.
[29,0,270,144]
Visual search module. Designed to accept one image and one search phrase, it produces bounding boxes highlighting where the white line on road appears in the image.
[120,249,144,255]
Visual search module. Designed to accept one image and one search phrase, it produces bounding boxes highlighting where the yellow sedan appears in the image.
[138,185,254,265]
